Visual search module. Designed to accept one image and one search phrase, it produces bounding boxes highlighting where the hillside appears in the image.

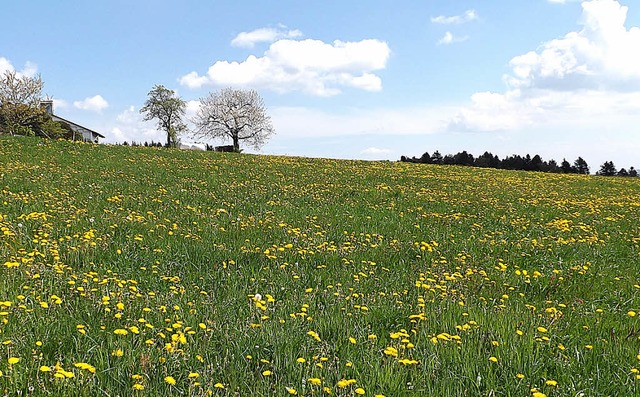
[1,137,640,396]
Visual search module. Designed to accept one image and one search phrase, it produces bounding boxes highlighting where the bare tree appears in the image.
[0,70,45,135]
[140,85,186,148]
[193,88,274,152]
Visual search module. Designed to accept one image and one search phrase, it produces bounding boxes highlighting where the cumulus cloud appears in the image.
[52,98,69,110]
[431,10,478,25]
[74,95,109,112]
[0,57,38,78]
[108,105,163,143]
[231,26,303,48]
[438,32,469,45]
[448,0,640,132]
[179,36,391,96]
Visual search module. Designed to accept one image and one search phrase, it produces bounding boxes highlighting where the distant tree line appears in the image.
[400,150,637,177]
[116,140,166,147]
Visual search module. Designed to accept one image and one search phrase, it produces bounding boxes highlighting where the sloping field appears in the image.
[1,137,640,396]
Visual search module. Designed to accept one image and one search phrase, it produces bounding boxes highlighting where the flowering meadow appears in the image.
[1,137,640,396]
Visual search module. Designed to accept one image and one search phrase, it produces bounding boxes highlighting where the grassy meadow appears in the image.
[1,136,640,396]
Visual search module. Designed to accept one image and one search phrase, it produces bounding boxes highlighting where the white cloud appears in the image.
[52,98,69,110]
[108,105,164,144]
[448,0,640,132]
[361,147,392,155]
[0,57,38,78]
[431,10,478,25]
[438,32,469,45]
[179,37,391,96]
[185,100,201,119]
[73,95,109,112]
[231,26,303,48]
[0,57,11,74]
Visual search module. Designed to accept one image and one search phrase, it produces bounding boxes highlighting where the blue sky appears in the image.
[2,0,640,169]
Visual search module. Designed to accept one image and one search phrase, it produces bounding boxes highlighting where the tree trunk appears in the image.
[233,134,240,152]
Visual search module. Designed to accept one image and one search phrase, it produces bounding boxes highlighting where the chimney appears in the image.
[41,100,53,115]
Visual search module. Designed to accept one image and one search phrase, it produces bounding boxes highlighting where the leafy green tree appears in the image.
[140,85,186,148]
[37,117,73,139]
[0,70,45,135]
[193,88,274,152]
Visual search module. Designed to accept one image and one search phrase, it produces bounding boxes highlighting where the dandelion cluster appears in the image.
[0,137,639,395]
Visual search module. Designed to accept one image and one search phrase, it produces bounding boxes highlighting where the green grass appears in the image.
[1,136,640,396]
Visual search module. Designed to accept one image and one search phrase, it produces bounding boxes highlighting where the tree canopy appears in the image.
[0,70,46,136]
[192,88,274,152]
[140,85,186,148]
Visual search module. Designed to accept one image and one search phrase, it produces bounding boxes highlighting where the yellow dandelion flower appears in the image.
[516,373,525,379]
[545,380,557,387]
[40,365,52,372]
[296,357,306,363]
[8,357,20,365]
[262,370,272,376]
[214,382,225,389]
[307,330,321,341]
[133,383,145,390]
[488,356,498,363]
[536,327,548,333]
[308,378,322,385]
[355,387,365,395]
[383,346,398,357]
[337,379,357,388]
[164,376,176,385]
[286,386,298,395]
[74,362,96,373]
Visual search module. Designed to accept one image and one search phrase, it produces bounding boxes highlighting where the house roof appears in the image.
[51,114,106,139]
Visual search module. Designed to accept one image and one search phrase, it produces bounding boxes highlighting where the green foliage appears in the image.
[140,85,186,148]
[1,137,640,396]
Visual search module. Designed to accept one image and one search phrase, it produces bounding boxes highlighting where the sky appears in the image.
[2,0,640,169]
